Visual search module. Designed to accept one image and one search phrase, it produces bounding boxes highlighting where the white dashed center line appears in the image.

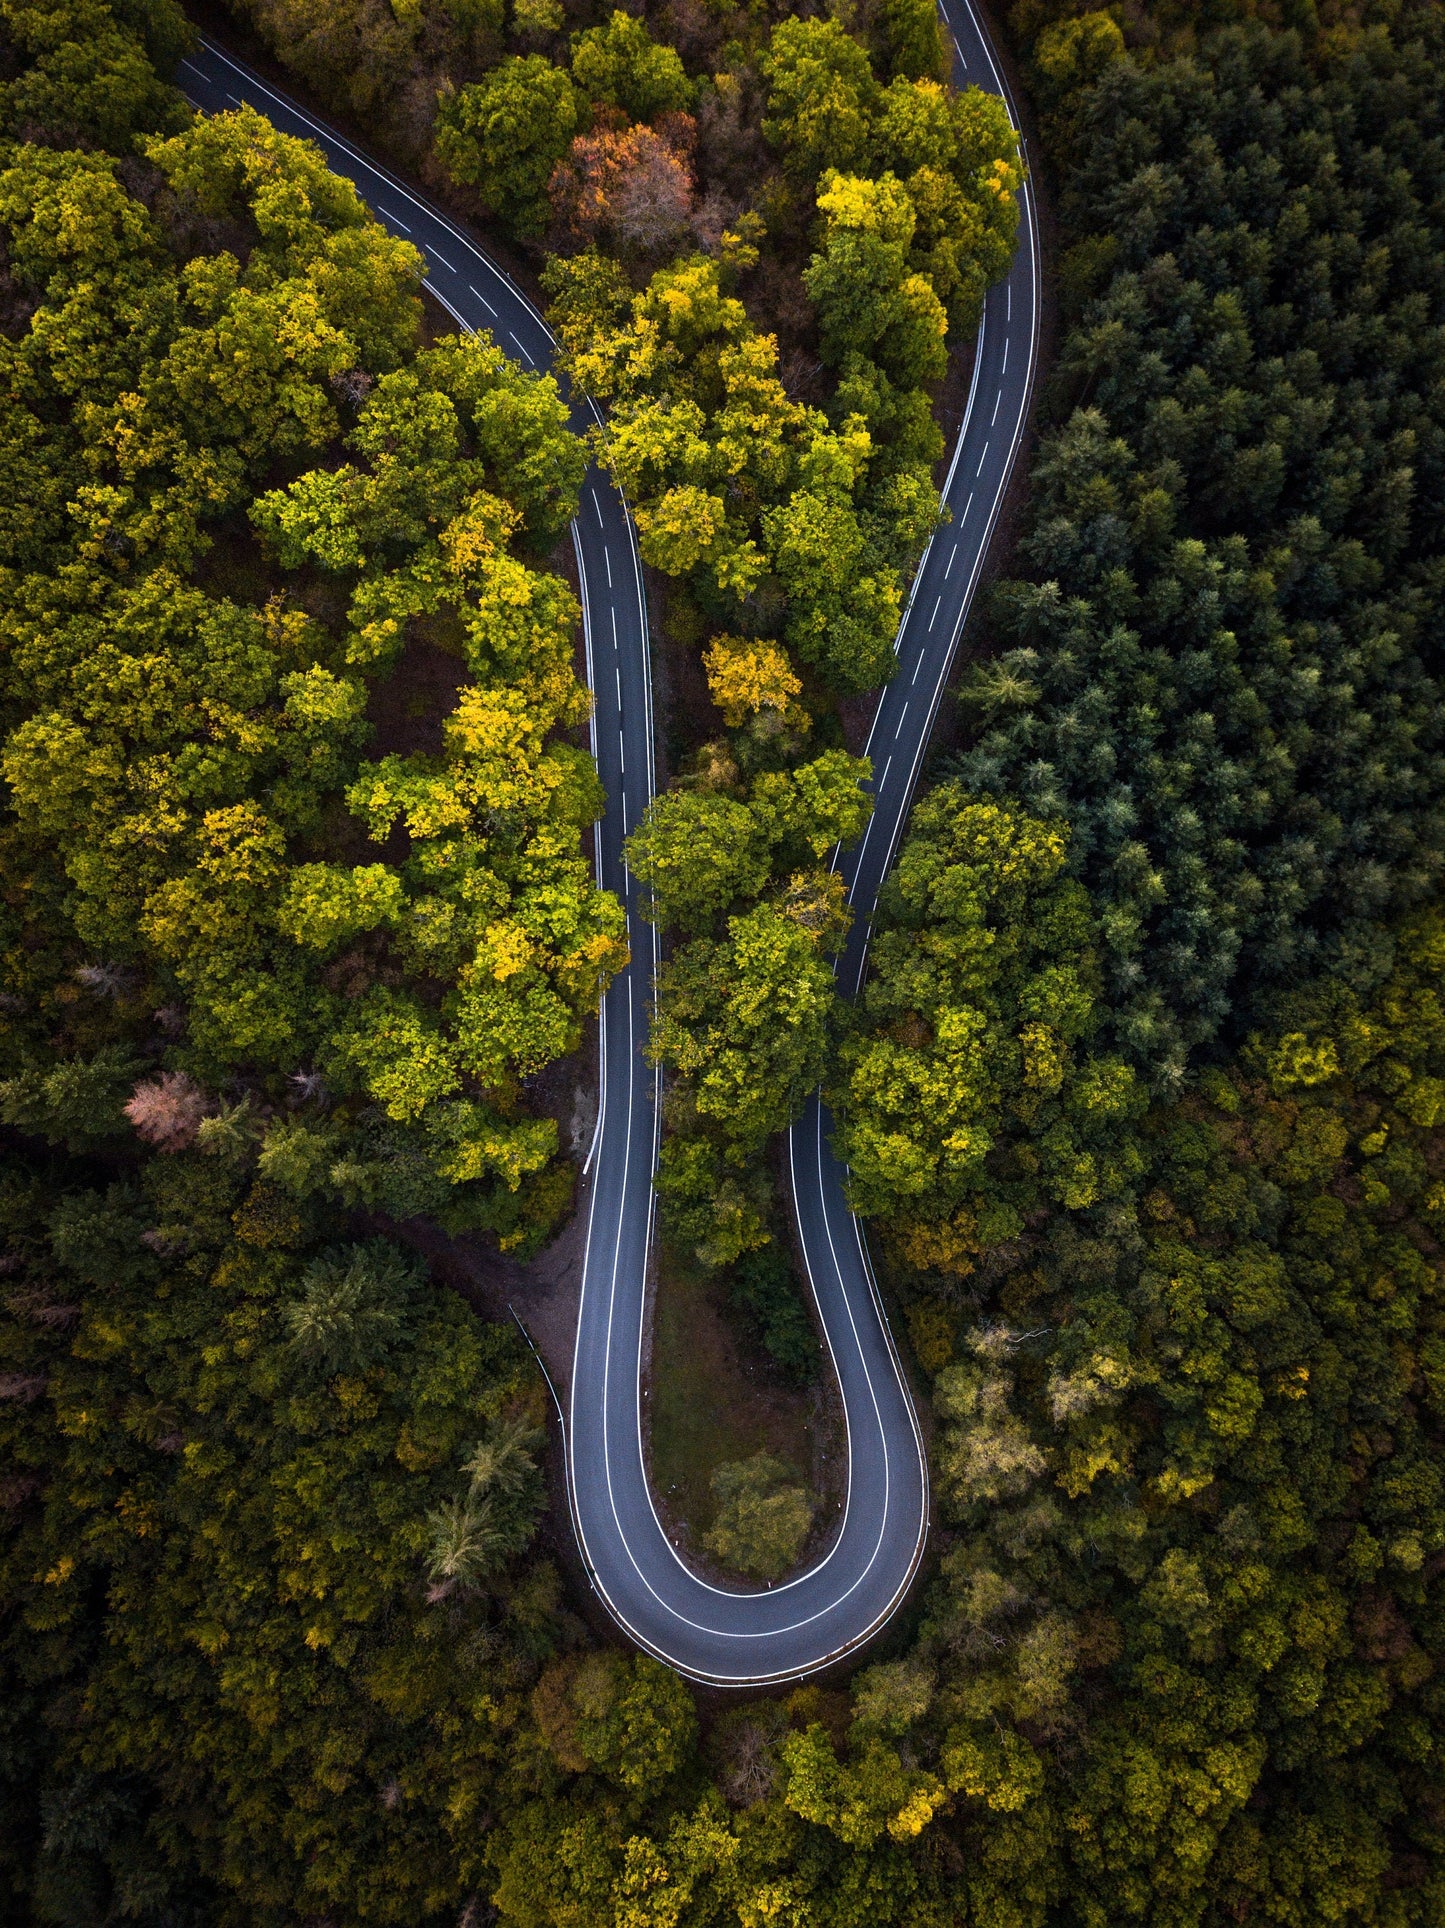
[469,284,498,317]
[424,242,456,273]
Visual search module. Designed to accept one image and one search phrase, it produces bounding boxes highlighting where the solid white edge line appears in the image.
[190,9,1032,1683]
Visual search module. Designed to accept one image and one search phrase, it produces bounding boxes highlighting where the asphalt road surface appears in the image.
[179,0,1038,1685]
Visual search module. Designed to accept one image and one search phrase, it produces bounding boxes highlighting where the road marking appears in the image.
[424,241,456,273]
[604,547,613,588]
[991,389,1002,425]
[911,653,923,685]
[468,284,498,317]
[894,707,907,739]
[509,331,534,365]
[226,92,242,106]
[1007,284,1012,322]
[615,667,622,707]
[619,733,625,774]
[944,547,955,580]
[185,28,991,1682]
[610,607,618,647]
[593,490,605,527]
[1002,338,1009,373]
[976,441,990,476]
[929,595,942,631]
[382,208,412,233]
[879,755,893,788]
[962,491,974,521]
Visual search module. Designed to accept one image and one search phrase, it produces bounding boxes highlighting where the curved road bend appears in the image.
[179,1,1039,1687]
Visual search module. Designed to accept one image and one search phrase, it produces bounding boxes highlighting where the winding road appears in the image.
[180,0,1039,1686]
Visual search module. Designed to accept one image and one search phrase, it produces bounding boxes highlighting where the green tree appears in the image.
[0,1155,568,1924]
[703,1452,815,1580]
[760,15,878,181]
[625,788,772,932]
[436,55,581,236]
[570,9,692,123]
[805,171,948,386]
[876,0,948,83]
[649,904,836,1155]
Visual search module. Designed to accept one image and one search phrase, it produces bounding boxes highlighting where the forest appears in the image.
[2,0,1443,1923]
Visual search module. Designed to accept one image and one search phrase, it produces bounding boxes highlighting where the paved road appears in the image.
[179,2,1038,1685]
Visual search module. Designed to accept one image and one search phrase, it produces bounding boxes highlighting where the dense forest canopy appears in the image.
[0,0,624,1252]
[1,0,1443,1924]
[950,11,1445,1086]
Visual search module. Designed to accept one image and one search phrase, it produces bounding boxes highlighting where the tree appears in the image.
[704,634,807,734]
[876,0,948,83]
[805,171,949,386]
[648,904,836,1154]
[549,117,696,256]
[570,9,693,124]
[839,784,1142,1242]
[284,1238,419,1375]
[123,1071,211,1152]
[760,16,878,181]
[781,1723,945,1847]
[0,1151,565,1924]
[762,488,902,690]
[704,1452,815,1579]
[0,0,190,150]
[277,862,406,950]
[436,56,581,236]
[531,1652,698,1801]
[625,788,771,932]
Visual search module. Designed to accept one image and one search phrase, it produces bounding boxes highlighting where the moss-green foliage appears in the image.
[0,0,618,1252]
[435,53,581,237]
[5,2,1443,1925]
[0,1156,571,1924]
[762,16,1021,339]
[544,244,926,697]
[704,1452,815,1580]
[222,0,504,161]
[570,8,693,124]
[622,748,864,1264]
[463,923,1445,1928]
[838,784,1145,1267]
